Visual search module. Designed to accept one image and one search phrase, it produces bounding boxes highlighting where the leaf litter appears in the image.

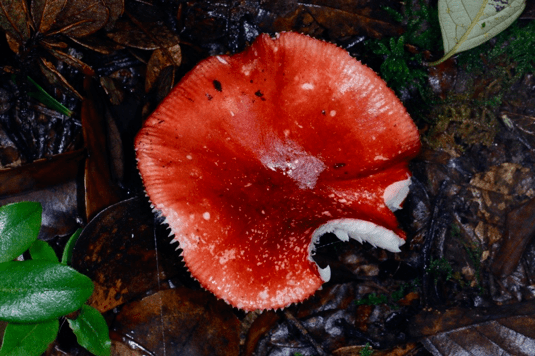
[1,0,535,355]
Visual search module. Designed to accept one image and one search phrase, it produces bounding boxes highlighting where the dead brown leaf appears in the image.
[41,42,95,75]
[81,77,122,220]
[259,0,403,39]
[492,197,535,278]
[145,44,181,92]
[102,0,123,29]
[71,197,182,313]
[112,288,241,356]
[0,149,85,240]
[38,57,83,100]
[50,0,109,37]
[106,19,159,49]
[31,0,67,34]
[0,0,31,44]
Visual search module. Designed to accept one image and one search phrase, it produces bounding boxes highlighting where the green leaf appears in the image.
[68,305,111,356]
[26,77,74,117]
[0,202,42,263]
[0,319,59,356]
[431,0,526,65]
[0,260,94,323]
[29,240,58,262]
[61,228,82,265]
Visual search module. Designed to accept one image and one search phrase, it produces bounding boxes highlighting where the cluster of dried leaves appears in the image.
[1,1,535,356]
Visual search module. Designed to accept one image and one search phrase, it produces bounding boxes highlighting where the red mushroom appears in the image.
[135,32,421,310]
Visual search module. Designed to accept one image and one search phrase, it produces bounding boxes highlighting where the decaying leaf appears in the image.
[41,42,95,75]
[0,0,31,44]
[81,78,122,220]
[0,149,85,240]
[258,0,403,40]
[107,15,182,91]
[112,288,240,356]
[410,295,535,355]
[49,0,110,37]
[492,197,535,278]
[31,0,68,34]
[431,0,526,65]
[145,44,181,92]
[38,57,83,100]
[71,197,183,313]
[106,19,159,49]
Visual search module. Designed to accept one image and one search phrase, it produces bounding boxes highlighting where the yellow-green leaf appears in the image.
[431,0,525,65]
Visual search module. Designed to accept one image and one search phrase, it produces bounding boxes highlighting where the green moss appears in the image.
[458,20,535,78]
[425,102,500,154]
[359,343,374,356]
[365,0,441,97]
[354,280,420,308]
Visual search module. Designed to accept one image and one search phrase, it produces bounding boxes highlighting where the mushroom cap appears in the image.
[135,32,421,311]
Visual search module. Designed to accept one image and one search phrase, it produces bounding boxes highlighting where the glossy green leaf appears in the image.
[27,77,74,117]
[431,0,525,65]
[0,260,94,323]
[68,305,111,356]
[0,319,59,356]
[62,228,82,265]
[0,202,42,263]
[29,239,58,262]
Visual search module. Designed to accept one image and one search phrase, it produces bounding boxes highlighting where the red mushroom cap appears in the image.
[135,32,421,311]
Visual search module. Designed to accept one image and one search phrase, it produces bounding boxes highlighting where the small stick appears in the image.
[283,309,329,356]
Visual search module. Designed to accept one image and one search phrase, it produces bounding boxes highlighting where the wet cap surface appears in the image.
[135,32,421,310]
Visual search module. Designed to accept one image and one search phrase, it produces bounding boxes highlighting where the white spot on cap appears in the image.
[258,288,269,300]
[260,137,326,189]
[219,248,236,264]
[301,83,314,90]
[216,56,229,65]
[330,110,336,117]
[203,212,211,220]
[186,155,193,160]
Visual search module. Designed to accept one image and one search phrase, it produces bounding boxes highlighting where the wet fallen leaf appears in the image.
[0,149,85,240]
[333,343,419,356]
[145,44,181,92]
[50,0,110,37]
[81,77,122,220]
[31,0,68,34]
[38,57,83,100]
[0,0,31,44]
[111,288,240,356]
[106,19,160,50]
[41,43,95,76]
[421,310,535,356]
[258,0,404,40]
[71,197,182,313]
[492,197,535,278]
